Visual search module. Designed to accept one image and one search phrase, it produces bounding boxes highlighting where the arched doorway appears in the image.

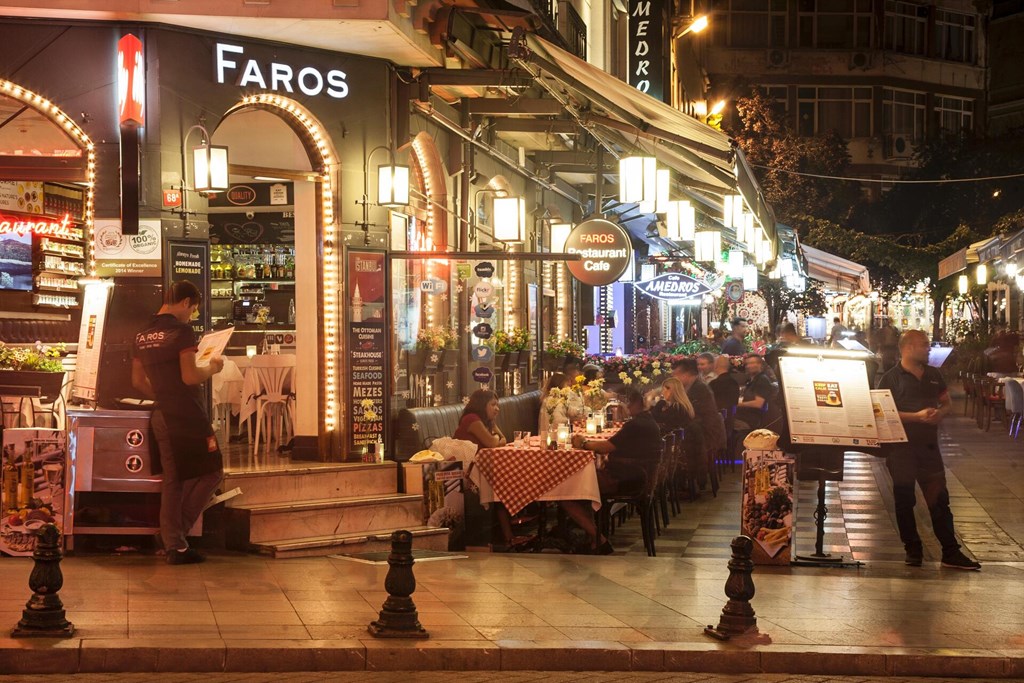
[213,94,340,455]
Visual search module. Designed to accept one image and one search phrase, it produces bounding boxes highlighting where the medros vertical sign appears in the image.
[628,0,666,103]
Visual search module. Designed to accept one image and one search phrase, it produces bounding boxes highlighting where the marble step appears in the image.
[226,493,425,546]
[252,525,451,559]
[222,462,397,506]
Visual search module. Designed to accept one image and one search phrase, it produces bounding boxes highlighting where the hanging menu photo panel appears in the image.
[778,355,880,448]
[345,249,387,458]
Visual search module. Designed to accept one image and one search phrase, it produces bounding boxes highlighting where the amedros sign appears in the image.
[564,219,633,287]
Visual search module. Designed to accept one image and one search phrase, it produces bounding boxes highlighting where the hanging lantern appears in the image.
[619,155,657,204]
[743,264,758,291]
[1006,262,1018,277]
[666,200,695,241]
[639,168,671,214]
[723,193,744,229]
[377,164,410,207]
[744,213,756,252]
[694,230,720,262]
[976,263,988,285]
[958,274,969,295]
[193,143,229,193]
[727,249,744,278]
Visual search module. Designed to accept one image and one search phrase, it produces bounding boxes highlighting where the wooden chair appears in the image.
[250,354,296,459]
[977,378,1005,432]
[600,446,664,557]
[962,373,977,417]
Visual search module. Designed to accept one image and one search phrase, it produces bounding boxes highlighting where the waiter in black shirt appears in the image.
[876,330,980,570]
[132,280,225,565]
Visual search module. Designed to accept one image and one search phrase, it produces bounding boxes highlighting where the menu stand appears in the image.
[792,446,862,568]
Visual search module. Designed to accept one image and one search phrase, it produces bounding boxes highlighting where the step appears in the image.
[225,493,425,546]
[222,462,397,506]
[252,525,451,559]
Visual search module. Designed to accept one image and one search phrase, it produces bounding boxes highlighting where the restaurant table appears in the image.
[238,355,294,427]
[472,437,604,517]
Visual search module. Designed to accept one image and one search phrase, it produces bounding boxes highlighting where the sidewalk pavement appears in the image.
[0,407,1022,677]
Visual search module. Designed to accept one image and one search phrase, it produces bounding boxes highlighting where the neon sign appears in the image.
[0,213,76,239]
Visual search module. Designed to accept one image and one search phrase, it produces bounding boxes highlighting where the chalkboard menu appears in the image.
[165,239,210,337]
[208,212,295,245]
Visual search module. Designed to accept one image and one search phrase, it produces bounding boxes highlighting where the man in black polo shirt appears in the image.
[573,389,662,497]
[132,280,224,565]
[876,330,980,570]
[736,353,777,431]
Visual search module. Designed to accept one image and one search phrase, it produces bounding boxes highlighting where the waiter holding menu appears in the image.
[131,280,224,565]
[876,330,980,570]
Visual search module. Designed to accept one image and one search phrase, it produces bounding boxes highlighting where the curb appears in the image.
[1,640,1021,677]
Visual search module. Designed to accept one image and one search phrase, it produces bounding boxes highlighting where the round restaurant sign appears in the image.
[564,219,633,287]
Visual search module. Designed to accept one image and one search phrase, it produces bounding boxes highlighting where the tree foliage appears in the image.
[760,277,828,333]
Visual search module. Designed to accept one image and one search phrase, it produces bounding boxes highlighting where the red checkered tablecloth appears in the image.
[474,447,594,516]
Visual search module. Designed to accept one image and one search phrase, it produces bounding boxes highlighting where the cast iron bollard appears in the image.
[704,535,757,641]
[12,523,74,638]
[367,529,428,639]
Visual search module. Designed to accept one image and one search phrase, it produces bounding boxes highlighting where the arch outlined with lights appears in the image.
[0,78,97,276]
[218,93,342,442]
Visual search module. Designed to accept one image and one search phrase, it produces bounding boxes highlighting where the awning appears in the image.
[801,244,870,294]
[509,33,777,246]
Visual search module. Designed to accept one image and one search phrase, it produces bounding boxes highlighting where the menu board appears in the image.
[165,239,210,337]
[779,355,879,447]
[346,250,387,456]
[72,280,112,402]
[869,389,908,443]
[208,212,295,245]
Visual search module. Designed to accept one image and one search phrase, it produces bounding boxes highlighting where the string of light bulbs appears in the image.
[749,163,1024,185]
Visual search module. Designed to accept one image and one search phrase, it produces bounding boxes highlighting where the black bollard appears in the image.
[367,530,429,639]
[12,523,74,638]
[704,535,757,641]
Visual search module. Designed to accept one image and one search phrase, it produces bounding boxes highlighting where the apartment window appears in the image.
[935,95,974,133]
[882,88,926,139]
[934,9,976,63]
[710,0,787,48]
[758,85,790,121]
[797,86,872,138]
[798,0,873,49]
[884,1,928,56]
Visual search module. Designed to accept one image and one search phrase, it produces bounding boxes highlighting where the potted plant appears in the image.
[0,342,66,400]
[494,327,529,370]
[544,337,585,371]
[414,326,457,372]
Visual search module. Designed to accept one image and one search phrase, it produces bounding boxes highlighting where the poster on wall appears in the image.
[165,240,211,337]
[94,219,162,277]
[0,181,44,214]
[740,448,795,566]
[1,429,67,557]
[72,281,113,402]
[779,355,879,447]
[346,249,387,457]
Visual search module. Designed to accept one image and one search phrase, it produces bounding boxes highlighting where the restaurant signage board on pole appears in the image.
[94,219,162,277]
[628,0,666,101]
[165,239,210,337]
[778,355,879,447]
[564,219,633,287]
[72,280,113,403]
[346,249,387,458]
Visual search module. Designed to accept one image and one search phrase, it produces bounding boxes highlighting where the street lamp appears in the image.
[493,195,527,243]
[674,14,709,38]
[550,222,572,252]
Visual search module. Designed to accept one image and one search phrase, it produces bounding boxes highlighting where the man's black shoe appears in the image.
[166,547,206,565]
[941,550,981,570]
[905,550,923,566]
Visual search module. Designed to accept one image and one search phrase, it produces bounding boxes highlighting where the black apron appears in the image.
[154,406,223,480]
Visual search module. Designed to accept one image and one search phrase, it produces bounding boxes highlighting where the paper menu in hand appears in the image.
[869,389,908,443]
[779,355,879,447]
[195,327,233,367]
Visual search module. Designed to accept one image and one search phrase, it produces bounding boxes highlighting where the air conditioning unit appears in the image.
[766,49,789,68]
[887,134,914,159]
[849,51,872,70]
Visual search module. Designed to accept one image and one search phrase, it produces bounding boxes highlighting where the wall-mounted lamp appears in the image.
[619,155,657,205]
[674,14,709,38]
[192,142,230,193]
[550,222,572,252]
[377,163,410,207]
[494,196,527,243]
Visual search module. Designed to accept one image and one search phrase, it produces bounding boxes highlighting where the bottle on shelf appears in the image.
[288,298,296,325]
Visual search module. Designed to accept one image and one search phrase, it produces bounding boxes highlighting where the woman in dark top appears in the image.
[650,378,706,481]
[454,389,506,448]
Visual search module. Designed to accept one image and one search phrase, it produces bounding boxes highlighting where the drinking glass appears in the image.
[42,463,62,513]
[514,431,527,448]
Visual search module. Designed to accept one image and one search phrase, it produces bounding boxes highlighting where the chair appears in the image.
[250,354,296,459]
[977,378,1005,432]
[962,372,977,417]
[0,385,38,428]
[1004,379,1024,438]
[600,442,665,557]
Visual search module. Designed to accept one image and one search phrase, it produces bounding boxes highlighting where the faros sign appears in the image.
[564,219,633,287]
[215,43,349,99]
[635,272,714,302]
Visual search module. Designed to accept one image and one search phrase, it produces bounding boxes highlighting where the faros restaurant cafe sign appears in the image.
[564,219,633,287]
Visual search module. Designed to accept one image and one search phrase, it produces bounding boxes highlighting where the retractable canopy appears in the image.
[802,244,870,294]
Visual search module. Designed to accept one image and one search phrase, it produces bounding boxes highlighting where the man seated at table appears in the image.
[735,353,779,451]
[572,389,662,500]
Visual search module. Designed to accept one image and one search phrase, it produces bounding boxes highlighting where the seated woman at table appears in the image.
[539,372,578,436]
[650,377,707,483]
[573,389,662,499]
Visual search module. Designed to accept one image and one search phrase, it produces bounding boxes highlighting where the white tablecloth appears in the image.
[211,358,245,416]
